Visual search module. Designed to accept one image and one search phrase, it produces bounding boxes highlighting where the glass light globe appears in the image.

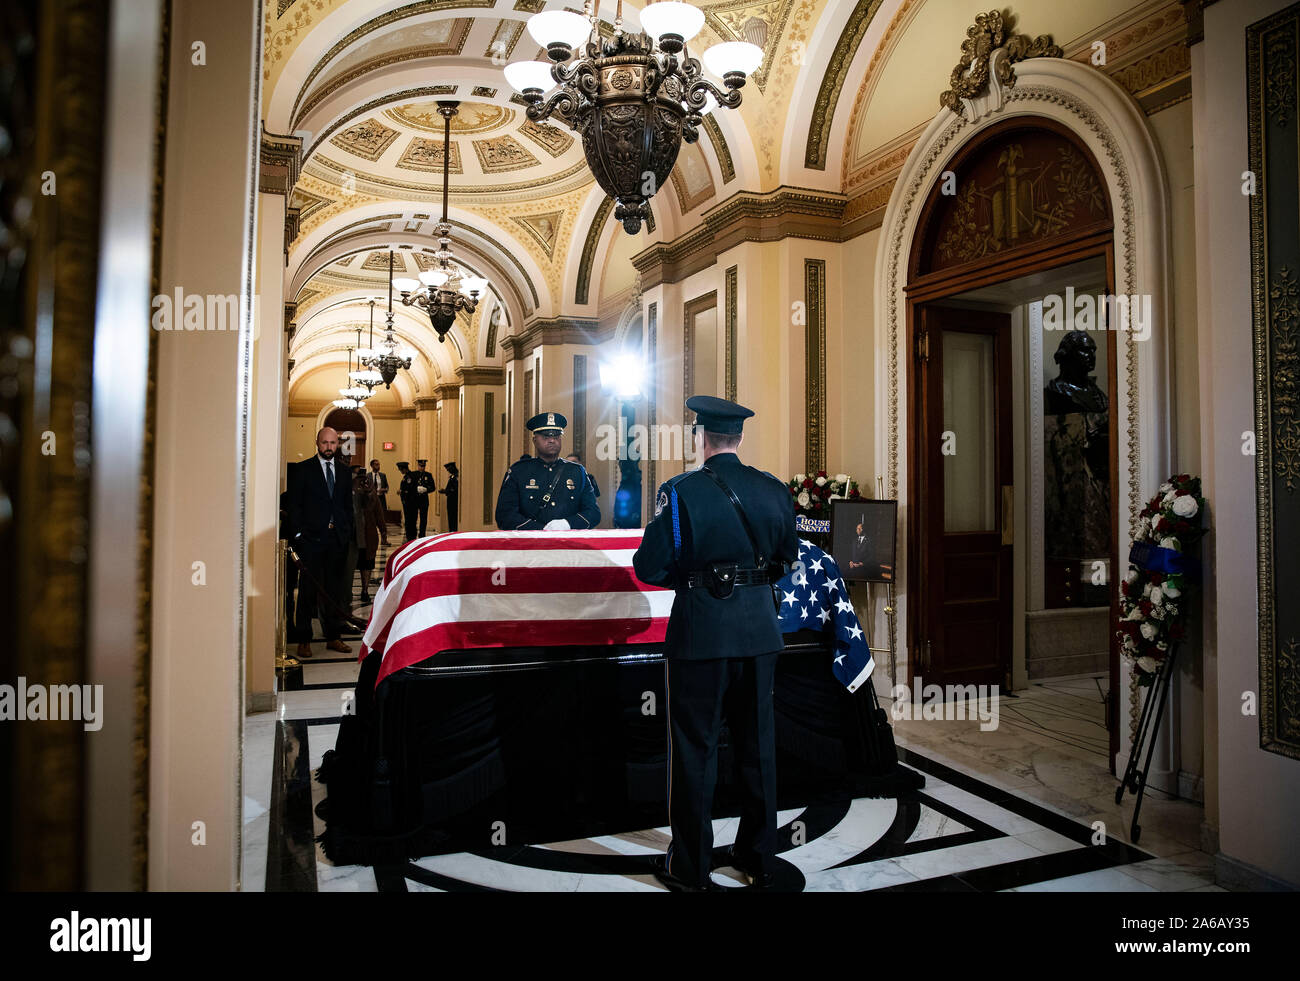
[392,277,421,293]
[526,10,591,49]
[702,40,763,77]
[461,275,488,296]
[505,60,557,94]
[355,368,383,383]
[420,269,450,287]
[640,2,704,43]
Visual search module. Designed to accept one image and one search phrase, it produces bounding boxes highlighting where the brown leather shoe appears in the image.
[296,642,313,659]
[326,639,352,654]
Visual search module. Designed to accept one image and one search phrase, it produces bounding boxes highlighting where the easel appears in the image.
[1114,644,1179,844]
[853,476,898,689]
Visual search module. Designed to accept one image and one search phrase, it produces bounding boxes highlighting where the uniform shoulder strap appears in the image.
[699,465,763,567]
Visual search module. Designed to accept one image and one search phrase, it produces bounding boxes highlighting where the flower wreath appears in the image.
[787,471,861,518]
[1117,473,1205,686]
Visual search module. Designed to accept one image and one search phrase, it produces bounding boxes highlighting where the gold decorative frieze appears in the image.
[518,118,574,157]
[362,250,408,272]
[485,19,526,61]
[396,136,464,174]
[386,100,513,136]
[701,0,795,91]
[328,119,399,162]
[511,211,564,259]
[473,134,539,173]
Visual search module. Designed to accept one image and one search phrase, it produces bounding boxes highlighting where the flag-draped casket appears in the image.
[319,531,913,866]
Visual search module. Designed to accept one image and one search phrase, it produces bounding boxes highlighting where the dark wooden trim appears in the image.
[682,290,718,429]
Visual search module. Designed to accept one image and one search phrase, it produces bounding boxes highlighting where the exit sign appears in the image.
[383,441,395,450]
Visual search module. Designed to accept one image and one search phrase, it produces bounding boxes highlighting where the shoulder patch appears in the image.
[655,489,668,517]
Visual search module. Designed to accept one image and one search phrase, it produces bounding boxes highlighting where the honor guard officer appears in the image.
[413,459,436,536]
[397,462,418,542]
[632,395,798,891]
[495,412,601,530]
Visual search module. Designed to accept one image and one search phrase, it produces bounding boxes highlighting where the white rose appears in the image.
[1156,640,1168,651]
[1159,536,1180,550]
[1149,585,1163,605]
[836,473,849,484]
[1126,568,1140,585]
[797,490,811,507]
[1159,482,1172,493]
[793,474,806,484]
[1151,514,1163,532]
[1127,607,1144,621]
[1140,622,1158,641]
[1162,583,1181,597]
[1137,656,1158,673]
[1123,637,1137,652]
[1163,490,1177,504]
[815,476,827,486]
[1172,495,1198,518]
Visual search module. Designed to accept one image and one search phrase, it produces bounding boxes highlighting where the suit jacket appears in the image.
[286,454,354,552]
[633,452,798,660]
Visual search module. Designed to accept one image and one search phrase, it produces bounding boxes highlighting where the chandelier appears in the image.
[333,344,371,409]
[351,311,384,396]
[360,251,415,387]
[505,1,762,233]
[392,101,488,342]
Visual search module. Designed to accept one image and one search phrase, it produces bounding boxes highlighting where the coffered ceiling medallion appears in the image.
[397,137,465,173]
[328,119,400,161]
[511,211,565,259]
[385,100,515,135]
[473,135,540,174]
[518,117,574,156]
[363,250,410,272]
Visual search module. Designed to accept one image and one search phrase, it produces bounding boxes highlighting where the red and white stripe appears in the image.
[360,530,672,685]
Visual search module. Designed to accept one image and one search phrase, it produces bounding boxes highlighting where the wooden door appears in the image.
[918,305,1014,689]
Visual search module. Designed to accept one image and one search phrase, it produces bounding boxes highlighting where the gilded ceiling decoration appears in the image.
[335,254,355,266]
[362,250,410,272]
[510,211,565,259]
[513,0,544,12]
[670,139,717,214]
[328,119,400,161]
[472,86,498,98]
[386,100,515,135]
[702,0,794,91]
[750,0,820,182]
[473,135,540,174]
[397,137,464,174]
[518,118,574,157]
[484,19,526,61]
[289,186,332,222]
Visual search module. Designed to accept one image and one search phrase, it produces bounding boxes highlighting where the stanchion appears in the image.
[274,538,300,671]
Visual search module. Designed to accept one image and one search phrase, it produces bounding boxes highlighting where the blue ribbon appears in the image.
[670,485,681,561]
[1128,541,1201,582]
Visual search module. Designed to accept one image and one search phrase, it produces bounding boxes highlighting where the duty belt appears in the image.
[683,568,772,589]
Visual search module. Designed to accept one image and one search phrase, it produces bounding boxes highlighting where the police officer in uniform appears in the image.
[413,459,436,536]
[495,412,600,530]
[633,395,798,891]
[397,462,417,542]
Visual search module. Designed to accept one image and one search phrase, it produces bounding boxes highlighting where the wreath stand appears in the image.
[1114,641,1179,844]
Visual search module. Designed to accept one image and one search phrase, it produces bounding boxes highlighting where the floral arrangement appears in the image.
[788,470,861,518]
[1117,473,1206,686]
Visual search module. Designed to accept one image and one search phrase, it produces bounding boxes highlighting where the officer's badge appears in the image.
[527,478,538,488]
[655,489,668,516]
[566,478,575,490]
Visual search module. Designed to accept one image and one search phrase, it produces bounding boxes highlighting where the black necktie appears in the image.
[325,460,334,497]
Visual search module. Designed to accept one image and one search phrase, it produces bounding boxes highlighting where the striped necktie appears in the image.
[325,459,334,497]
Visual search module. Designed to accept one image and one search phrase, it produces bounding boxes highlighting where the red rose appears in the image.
[803,478,813,488]
[1139,600,1152,615]
[817,471,827,478]
[850,489,860,498]
[1150,573,1164,586]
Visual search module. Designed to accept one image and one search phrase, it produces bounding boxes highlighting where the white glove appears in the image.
[543,518,571,531]
[418,487,429,494]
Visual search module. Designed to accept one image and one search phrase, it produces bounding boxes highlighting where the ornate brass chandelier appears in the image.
[505,1,762,233]
[360,251,415,388]
[393,101,488,342]
[333,345,371,409]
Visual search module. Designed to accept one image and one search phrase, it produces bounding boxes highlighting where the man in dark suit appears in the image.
[633,395,798,891]
[438,461,460,532]
[369,458,390,545]
[495,412,600,530]
[848,519,870,574]
[286,427,355,659]
[397,462,416,541]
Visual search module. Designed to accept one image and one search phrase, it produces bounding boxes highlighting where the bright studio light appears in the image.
[599,354,645,400]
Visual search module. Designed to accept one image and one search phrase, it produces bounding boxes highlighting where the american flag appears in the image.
[360,530,673,685]
[775,540,875,692]
[360,531,872,690]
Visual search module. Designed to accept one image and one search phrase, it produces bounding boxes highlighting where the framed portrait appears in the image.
[831,499,898,583]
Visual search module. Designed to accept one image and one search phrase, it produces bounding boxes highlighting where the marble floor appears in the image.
[243,529,1219,892]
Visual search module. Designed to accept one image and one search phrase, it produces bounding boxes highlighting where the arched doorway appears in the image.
[876,55,1174,772]
[905,117,1118,730]
[323,407,367,469]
